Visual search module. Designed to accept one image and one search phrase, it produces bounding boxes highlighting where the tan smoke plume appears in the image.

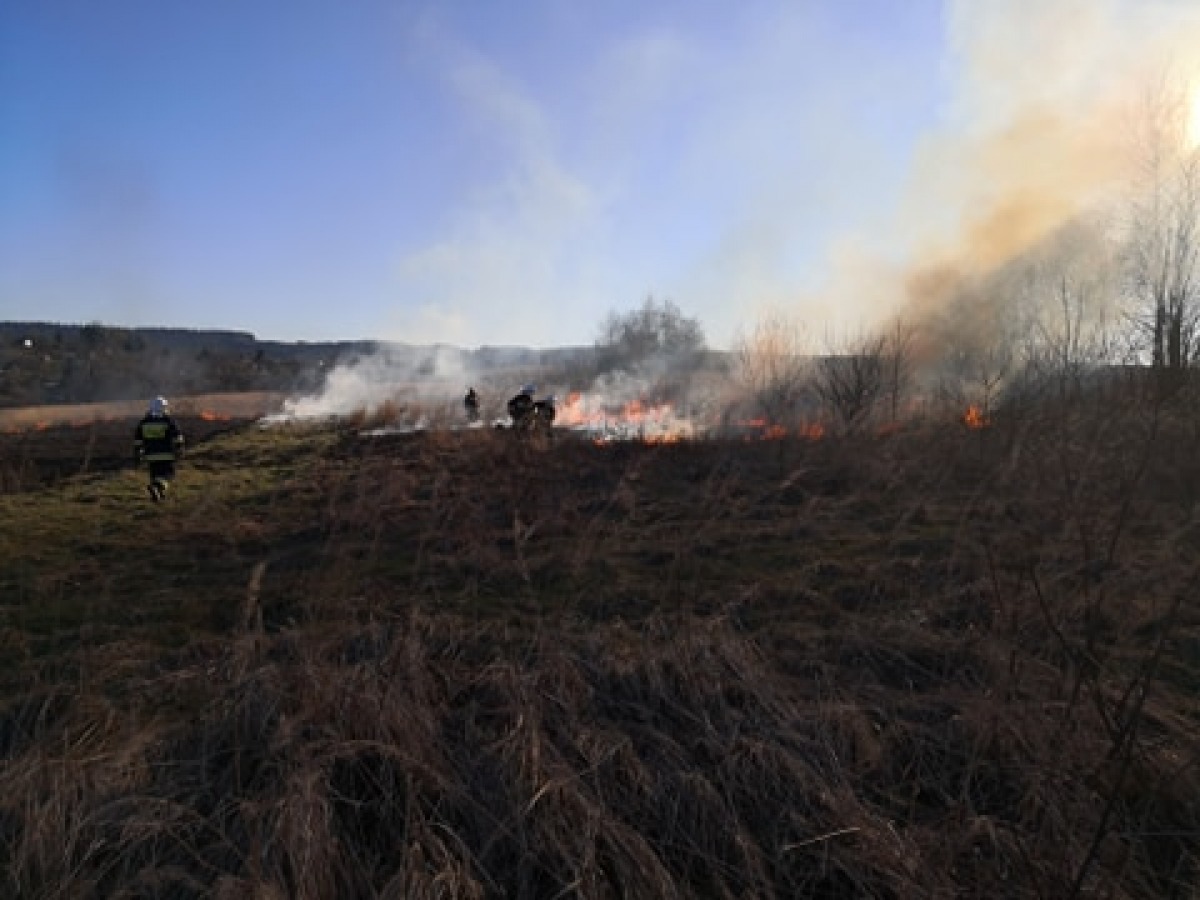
[894,0,1200,361]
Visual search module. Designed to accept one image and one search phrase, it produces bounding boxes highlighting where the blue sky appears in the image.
[2,1,1196,349]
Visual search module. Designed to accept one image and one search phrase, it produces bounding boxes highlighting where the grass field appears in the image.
[1,391,1198,898]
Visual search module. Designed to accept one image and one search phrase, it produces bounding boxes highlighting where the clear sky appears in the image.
[2,1,1197,349]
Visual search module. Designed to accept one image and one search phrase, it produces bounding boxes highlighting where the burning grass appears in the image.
[1,388,1199,897]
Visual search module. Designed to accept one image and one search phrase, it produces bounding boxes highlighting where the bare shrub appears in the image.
[881,316,916,425]
[1124,76,1200,377]
[815,332,888,434]
[732,311,813,428]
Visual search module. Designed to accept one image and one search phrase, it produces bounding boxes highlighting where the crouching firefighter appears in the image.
[134,396,185,502]
[507,384,536,430]
[531,394,557,433]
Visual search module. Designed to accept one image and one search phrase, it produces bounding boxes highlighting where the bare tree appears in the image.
[595,296,706,374]
[881,316,915,424]
[733,312,811,428]
[997,215,1122,410]
[1125,78,1200,383]
[816,332,887,434]
[587,296,709,407]
[940,340,1012,423]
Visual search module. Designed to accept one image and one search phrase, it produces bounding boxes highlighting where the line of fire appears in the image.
[3,301,1192,441]
[1,360,1182,441]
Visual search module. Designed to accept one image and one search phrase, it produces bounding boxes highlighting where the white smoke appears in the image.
[278,344,477,423]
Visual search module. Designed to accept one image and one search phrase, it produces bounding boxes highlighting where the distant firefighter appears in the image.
[464,387,480,423]
[133,396,185,502]
[507,384,536,429]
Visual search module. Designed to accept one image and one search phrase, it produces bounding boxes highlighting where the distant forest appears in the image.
[0,322,583,408]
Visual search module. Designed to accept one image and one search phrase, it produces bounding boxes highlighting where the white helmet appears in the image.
[150,396,169,416]
[520,384,536,396]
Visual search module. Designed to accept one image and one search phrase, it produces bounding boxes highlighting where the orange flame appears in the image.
[641,431,684,445]
[738,419,824,441]
[762,423,788,440]
[963,405,988,429]
[199,410,230,422]
[559,392,691,442]
[0,419,53,433]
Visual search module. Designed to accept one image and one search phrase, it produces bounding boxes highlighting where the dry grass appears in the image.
[1,383,1199,898]
[0,392,285,431]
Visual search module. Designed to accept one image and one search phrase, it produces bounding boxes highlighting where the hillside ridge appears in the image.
[0,321,591,408]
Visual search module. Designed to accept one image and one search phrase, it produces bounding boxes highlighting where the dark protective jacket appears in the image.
[532,399,556,426]
[134,414,184,463]
[507,392,534,423]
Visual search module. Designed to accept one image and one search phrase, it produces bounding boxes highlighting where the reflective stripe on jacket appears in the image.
[134,414,183,461]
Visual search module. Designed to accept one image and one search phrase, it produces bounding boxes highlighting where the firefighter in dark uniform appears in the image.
[134,396,185,501]
[464,387,480,424]
[507,384,536,430]
[531,394,557,432]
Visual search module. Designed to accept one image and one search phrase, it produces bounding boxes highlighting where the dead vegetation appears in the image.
[1,382,1199,898]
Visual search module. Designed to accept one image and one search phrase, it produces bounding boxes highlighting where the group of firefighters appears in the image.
[465,384,557,433]
[131,384,556,502]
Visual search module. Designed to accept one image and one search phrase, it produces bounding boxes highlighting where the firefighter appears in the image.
[507,384,536,430]
[532,394,557,432]
[464,387,480,424]
[133,396,185,502]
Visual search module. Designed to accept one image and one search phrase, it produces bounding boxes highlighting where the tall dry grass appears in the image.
[2,377,1199,898]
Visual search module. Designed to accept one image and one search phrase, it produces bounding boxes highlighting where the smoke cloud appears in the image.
[280,344,478,422]
[886,0,1200,341]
